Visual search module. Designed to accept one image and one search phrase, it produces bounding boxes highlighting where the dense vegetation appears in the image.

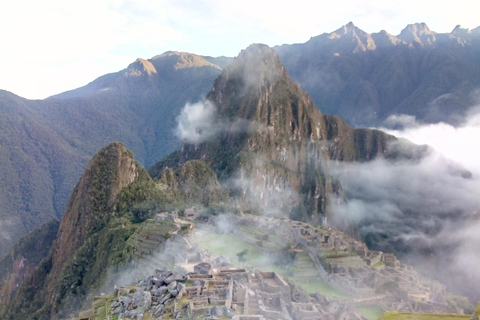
[0,53,224,257]
[0,142,230,319]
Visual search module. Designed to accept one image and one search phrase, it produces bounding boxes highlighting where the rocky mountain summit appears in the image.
[150,44,416,223]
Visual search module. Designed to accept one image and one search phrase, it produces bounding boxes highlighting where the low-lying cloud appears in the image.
[224,156,299,218]
[381,109,480,176]
[329,110,480,301]
[175,100,253,144]
[175,100,220,144]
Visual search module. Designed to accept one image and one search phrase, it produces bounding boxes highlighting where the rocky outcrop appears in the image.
[1,143,153,319]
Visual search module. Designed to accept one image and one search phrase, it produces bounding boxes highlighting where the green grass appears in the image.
[379,312,470,320]
[289,276,351,299]
[256,264,290,276]
[95,306,106,319]
[373,261,385,268]
[356,306,385,320]
[196,231,270,266]
[196,231,352,299]
[295,253,313,261]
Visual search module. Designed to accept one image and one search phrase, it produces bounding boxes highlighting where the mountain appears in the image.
[0,219,59,307]
[0,142,229,319]
[275,22,480,126]
[150,44,409,223]
[0,52,231,257]
[3,22,480,259]
[1,43,475,319]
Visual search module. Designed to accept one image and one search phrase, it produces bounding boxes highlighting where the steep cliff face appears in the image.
[0,219,59,306]
[1,142,149,319]
[158,160,229,206]
[46,142,139,290]
[1,144,230,320]
[150,44,396,222]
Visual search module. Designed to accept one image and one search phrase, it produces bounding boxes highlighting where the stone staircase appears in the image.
[247,278,261,315]
[291,252,319,277]
[126,217,192,279]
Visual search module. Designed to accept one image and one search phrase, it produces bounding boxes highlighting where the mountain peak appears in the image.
[210,43,289,108]
[199,43,325,142]
[233,43,287,84]
[47,142,140,291]
[345,21,356,31]
[327,22,376,52]
[398,22,436,45]
[330,21,361,37]
[152,51,221,70]
[124,58,157,77]
[451,24,472,36]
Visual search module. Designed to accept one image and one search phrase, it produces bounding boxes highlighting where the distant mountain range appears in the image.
[275,22,480,126]
[1,22,480,258]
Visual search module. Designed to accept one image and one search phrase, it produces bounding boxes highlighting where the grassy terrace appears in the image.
[195,231,351,299]
[379,312,470,320]
[356,306,386,320]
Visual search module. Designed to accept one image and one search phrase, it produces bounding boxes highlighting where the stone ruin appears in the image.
[89,264,365,320]
[85,212,464,319]
[208,214,460,314]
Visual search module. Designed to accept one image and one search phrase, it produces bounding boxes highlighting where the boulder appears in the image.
[212,255,231,267]
[194,262,211,274]
[152,286,168,296]
[167,281,177,291]
[165,272,185,283]
[159,293,172,304]
[211,306,224,317]
[151,277,164,287]
[152,304,165,318]
[223,306,236,318]
[177,282,186,294]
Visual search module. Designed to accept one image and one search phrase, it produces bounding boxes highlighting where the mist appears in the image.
[175,100,220,144]
[175,100,253,144]
[329,110,480,301]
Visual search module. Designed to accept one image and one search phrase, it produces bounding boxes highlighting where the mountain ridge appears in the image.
[1,21,480,258]
[150,44,402,223]
[0,51,227,257]
[275,22,480,126]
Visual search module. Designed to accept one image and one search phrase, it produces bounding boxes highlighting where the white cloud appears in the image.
[380,111,480,176]
[175,100,219,144]
[329,110,480,300]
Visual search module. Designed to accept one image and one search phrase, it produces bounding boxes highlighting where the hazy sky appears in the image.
[1,0,479,99]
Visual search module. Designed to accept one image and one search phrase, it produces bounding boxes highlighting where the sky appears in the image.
[1,0,479,100]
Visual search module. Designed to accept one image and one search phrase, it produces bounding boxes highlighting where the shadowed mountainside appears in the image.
[0,52,230,256]
[275,22,480,126]
[0,142,229,320]
[150,44,409,223]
